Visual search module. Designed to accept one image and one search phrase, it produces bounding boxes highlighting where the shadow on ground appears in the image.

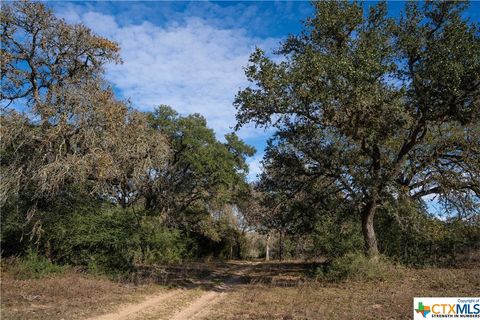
[131,260,324,291]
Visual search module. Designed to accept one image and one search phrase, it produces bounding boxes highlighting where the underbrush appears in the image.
[2,249,66,279]
[2,204,249,280]
[315,252,404,282]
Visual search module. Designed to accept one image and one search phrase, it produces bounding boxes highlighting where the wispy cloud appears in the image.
[57,6,279,141]
[53,1,312,180]
[246,153,264,182]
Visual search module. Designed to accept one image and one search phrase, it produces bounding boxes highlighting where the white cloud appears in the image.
[58,9,279,142]
[56,5,285,180]
[246,153,264,182]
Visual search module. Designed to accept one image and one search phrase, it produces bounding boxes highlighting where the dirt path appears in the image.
[87,290,181,320]
[85,261,255,320]
[171,291,226,320]
[169,262,256,319]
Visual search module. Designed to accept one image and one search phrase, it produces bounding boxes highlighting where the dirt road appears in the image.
[87,289,224,320]
[86,261,255,320]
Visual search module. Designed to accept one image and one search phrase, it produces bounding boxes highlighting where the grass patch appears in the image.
[1,270,164,320]
[4,250,66,280]
[316,252,404,282]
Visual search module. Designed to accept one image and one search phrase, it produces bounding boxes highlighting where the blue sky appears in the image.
[46,1,480,182]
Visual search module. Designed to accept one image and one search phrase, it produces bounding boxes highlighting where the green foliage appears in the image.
[312,214,363,259]
[45,207,189,273]
[316,253,402,282]
[5,249,65,280]
[376,205,480,266]
[144,105,254,228]
[49,208,139,272]
[139,218,189,265]
[235,1,480,258]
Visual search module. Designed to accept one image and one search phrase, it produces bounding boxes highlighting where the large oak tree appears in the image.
[235,1,479,258]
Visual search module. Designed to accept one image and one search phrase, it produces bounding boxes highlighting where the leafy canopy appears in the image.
[235,1,480,257]
[145,105,255,228]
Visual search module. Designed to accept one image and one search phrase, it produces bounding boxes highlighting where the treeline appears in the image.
[241,198,480,266]
[1,1,479,276]
[1,1,254,274]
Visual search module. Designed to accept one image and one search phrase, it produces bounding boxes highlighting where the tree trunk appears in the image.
[265,234,270,261]
[361,200,379,259]
[279,232,284,261]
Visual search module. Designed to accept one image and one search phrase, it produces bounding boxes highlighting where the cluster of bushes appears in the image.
[1,199,249,278]
[315,252,404,282]
[47,209,189,273]
[312,208,479,282]
[2,249,66,280]
[260,206,479,268]
[313,211,478,281]
[376,209,480,267]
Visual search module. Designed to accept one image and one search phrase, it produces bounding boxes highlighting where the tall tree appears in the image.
[0,1,149,224]
[96,108,169,210]
[145,105,255,231]
[235,2,479,258]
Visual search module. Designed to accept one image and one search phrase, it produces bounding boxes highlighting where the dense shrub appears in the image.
[139,218,190,265]
[3,249,65,279]
[311,213,363,259]
[1,197,251,276]
[316,252,403,282]
[376,206,480,266]
[44,207,190,273]
[47,208,137,271]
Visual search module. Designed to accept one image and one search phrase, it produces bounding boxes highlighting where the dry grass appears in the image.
[125,289,205,320]
[202,267,480,320]
[0,270,163,320]
[1,261,479,320]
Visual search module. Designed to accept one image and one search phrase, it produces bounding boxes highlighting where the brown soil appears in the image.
[0,272,162,320]
[2,261,479,320]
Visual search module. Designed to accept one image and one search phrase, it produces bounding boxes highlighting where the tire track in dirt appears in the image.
[169,261,257,320]
[87,290,181,320]
[170,291,226,320]
[86,261,256,320]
